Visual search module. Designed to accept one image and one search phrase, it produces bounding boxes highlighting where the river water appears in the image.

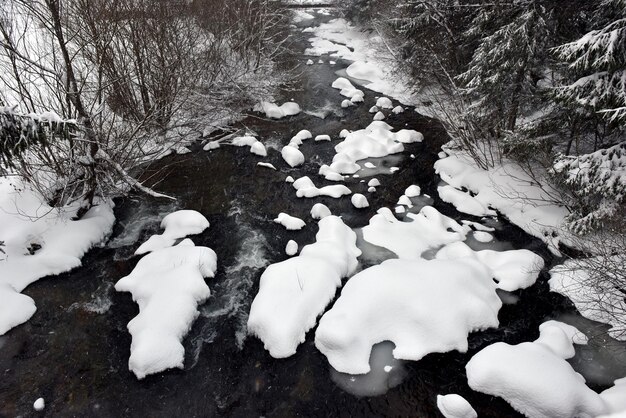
[1,8,625,418]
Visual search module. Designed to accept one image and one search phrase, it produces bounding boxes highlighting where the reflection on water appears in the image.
[330,341,407,397]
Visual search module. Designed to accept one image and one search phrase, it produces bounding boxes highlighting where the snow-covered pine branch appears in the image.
[554,0,626,123]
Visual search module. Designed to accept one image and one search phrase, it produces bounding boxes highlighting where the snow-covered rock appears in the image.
[368,187,376,193]
[274,213,306,230]
[373,111,385,121]
[438,185,496,217]
[466,321,607,418]
[254,101,301,119]
[115,239,217,379]
[331,77,364,101]
[395,130,424,143]
[293,176,351,199]
[33,398,45,411]
[437,394,477,418]
[135,210,210,255]
[248,216,361,358]
[341,99,354,108]
[306,59,314,65]
[311,203,332,219]
[231,136,257,147]
[281,145,305,167]
[351,193,369,208]
[257,162,276,170]
[397,195,412,207]
[435,241,544,291]
[315,134,331,142]
[405,185,421,197]
[473,231,493,243]
[362,206,470,259]
[363,162,376,169]
[315,257,501,374]
[250,141,267,157]
[285,176,295,183]
[286,240,298,256]
[0,179,115,335]
[203,140,220,151]
[376,97,393,109]
[293,129,312,141]
[392,105,404,114]
[339,129,350,138]
[368,178,381,188]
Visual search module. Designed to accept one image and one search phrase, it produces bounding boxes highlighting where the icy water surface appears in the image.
[1,8,625,418]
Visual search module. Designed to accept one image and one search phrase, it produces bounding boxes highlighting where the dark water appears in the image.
[1,9,625,418]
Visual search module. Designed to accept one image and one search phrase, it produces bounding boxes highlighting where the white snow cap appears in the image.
[373,111,385,121]
[254,101,301,119]
[341,99,354,108]
[135,210,210,255]
[248,216,361,358]
[466,321,609,418]
[404,185,421,197]
[368,178,381,187]
[473,231,493,243]
[306,59,314,65]
[311,203,332,219]
[368,187,376,193]
[293,129,312,141]
[362,206,470,259]
[435,241,544,291]
[285,176,295,183]
[274,213,306,230]
[257,162,276,170]
[250,141,267,157]
[375,97,393,109]
[281,145,305,167]
[285,240,298,256]
[392,105,404,114]
[339,129,350,138]
[395,206,406,214]
[369,106,379,113]
[231,136,257,147]
[315,257,501,374]
[315,134,331,142]
[203,140,220,151]
[438,185,496,217]
[331,77,364,101]
[293,176,351,199]
[363,162,376,169]
[115,239,217,379]
[33,398,45,411]
[351,193,369,208]
[437,394,477,418]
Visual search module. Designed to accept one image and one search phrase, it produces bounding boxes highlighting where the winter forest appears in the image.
[0,0,625,416]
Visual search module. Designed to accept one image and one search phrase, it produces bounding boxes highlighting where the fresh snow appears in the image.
[135,210,210,255]
[285,176,295,183]
[0,179,115,335]
[376,97,393,109]
[281,145,305,167]
[362,206,470,259]
[331,77,364,102]
[315,134,331,142]
[257,162,276,170]
[373,111,385,121]
[315,257,501,374]
[369,106,379,113]
[115,239,217,379]
[437,394,477,418]
[273,213,306,230]
[473,231,494,242]
[405,185,421,197]
[435,241,544,291]
[311,203,332,219]
[254,101,301,119]
[466,321,611,418]
[286,240,298,256]
[250,141,267,157]
[392,105,404,114]
[438,185,497,217]
[368,178,381,187]
[248,216,361,358]
[293,176,351,199]
[33,398,45,411]
[351,193,369,208]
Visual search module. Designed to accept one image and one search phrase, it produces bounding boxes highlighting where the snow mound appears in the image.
[281,145,305,167]
[311,203,332,219]
[33,398,45,411]
[369,106,379,113]
[351,193,369,208]
[293,129,312,142]
[395,130,424,143]
[248,216,361,358]
[203,140,220,151]
[473,231,493,242]
[368,186,376,193]
[293,176,351,199]
[115,239,217,379]
[362,206,470,259]
[331,77,364,101]
[250,141,267,157]
[315,257,501,374]
[315,134,331,142]
[339,129,350,138]
[368,178,381,187]
[341,99,354,108]
[466,321,608,418]
[392,105,404,114]
[135,210,210,255]
[438,185,496,217]
[376,97,393,109]
[231,136,257,147]
[274,213,306,230]
[373,111,385,121]
[306,59,314,65]
[435,241,544,291]
[254,101,301,119]
[286,240,298,256]
[0,179,115,335]
[405,185,421,197]
[285,176,295,183]
[437,394,477,418]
